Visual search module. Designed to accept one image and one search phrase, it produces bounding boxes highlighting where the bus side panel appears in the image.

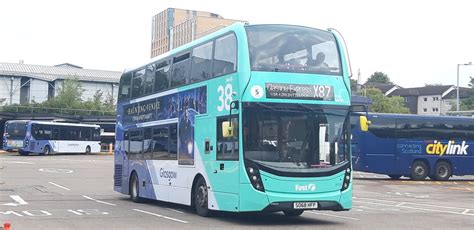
[360,135,397,175]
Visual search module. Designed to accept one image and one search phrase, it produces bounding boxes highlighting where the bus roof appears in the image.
[367,113,474,121]
[125,22,246,73]
[7,120,100,128]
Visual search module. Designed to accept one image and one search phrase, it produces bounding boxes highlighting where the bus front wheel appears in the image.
[18,150,30,156]
[433,161,452,181]
[41,146,51,156]
[194,177,212,217]
[410,161,428,180]
[283,210,304,217]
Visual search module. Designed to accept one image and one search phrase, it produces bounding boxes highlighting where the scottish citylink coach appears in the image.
[3,120,101,155]
[114,22,364,217]
[351,113,474,180]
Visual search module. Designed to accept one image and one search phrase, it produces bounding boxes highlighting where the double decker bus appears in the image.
[3,120,101,155]
[351,113,474,180]
[114,23,360,217]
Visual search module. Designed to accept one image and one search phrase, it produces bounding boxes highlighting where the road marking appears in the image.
[82,196,116,206]
[462,209,471,214]
[48,182,71,191]
[307,211,359,220]
[166,208,184,214]
[468,182,474,185]
[4,161,35,165]
[355,197,472,210]
[39,168,74,174]
[2,195,28,207]
[133,209,189,223]
[395,202,406,207]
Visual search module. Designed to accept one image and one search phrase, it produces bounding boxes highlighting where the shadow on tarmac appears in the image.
[117,197,343,227]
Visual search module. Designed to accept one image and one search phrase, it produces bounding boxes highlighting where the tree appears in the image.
[364,88,409,114]
[44,79,84,109]
[469,76,473,88]
[366,72,392,84]
[350,79,358,94]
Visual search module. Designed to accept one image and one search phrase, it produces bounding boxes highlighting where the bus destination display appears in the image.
[265,83,334,100]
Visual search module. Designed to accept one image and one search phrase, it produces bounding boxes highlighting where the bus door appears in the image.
[122,131,130,183]
[52,127,60,152]
[196,116,240,210]
[395,119,412,173]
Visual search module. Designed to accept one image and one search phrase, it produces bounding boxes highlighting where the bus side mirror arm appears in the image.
[222,100,239,138]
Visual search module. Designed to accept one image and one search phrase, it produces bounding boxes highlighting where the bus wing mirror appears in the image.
[222,121,235,138]
[360,116,371,132]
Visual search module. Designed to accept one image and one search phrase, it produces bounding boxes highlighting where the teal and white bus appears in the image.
[114,22,359,217]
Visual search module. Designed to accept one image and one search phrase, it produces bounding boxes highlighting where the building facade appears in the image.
[0,63,121,106]
[150,8,246,58]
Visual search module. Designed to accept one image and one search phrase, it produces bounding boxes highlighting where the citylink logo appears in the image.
[426,140,469,156]
[295,183,316,192]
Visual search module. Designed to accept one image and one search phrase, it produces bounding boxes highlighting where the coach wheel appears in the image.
[433,161,452,181]
[130,173,143,203]
[410,161,428,180]
[283,210,304,217]
[194,177,212,217]
[41,145,51,156]
[388,174,402,180]
[85,146,91,155]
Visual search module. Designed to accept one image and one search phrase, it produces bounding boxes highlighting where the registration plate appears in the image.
[8,140,22,148]
[293,202,318,209]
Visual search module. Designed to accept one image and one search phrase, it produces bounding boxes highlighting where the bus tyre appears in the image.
[388,175,402,179]
[283,210,304,217]
[85,146,91,155]
[194,177,212,217]
[434,161,452,181]
[410,161,428,180]
[41,146,51,156]
[130,173,144,203]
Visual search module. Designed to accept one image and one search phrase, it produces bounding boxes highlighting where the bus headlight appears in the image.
[341,166,351,191]
[245,161,265,192]
[24,139,29,147]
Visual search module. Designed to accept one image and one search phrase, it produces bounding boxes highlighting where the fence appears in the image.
[0,105,115,116]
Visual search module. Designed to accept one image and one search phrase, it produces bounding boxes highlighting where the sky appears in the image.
[1,0,473,87]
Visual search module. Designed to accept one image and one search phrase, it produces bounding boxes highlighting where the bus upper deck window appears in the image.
[118,72,132,101]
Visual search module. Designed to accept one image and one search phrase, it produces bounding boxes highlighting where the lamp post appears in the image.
[457,62,473,112]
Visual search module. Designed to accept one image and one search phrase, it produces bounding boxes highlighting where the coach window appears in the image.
[191,41,213,82]
[144,64,155,95]
[216,116,239,160]
[118,72,132,101]
[171,53,191,87]
[213,34,237,77]
[169,124,178,160]
[152,126,169,160]
[143,128,153,160]
[129,130,143,160]
[124,131,130,156]
[369,116,396,138]
[154,60,170,92]
[132,68,146,98]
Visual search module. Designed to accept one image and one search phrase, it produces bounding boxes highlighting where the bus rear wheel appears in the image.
[433,161,452,181]
[85,146,91,155]
[283,210,304,217]
[194,177,212,217]
[410,161,428,180]
[130,173,144,203]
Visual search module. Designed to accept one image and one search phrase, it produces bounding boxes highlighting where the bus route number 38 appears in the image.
[217,83,233,112]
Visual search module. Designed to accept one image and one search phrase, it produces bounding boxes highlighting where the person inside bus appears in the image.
[307,52,329,69]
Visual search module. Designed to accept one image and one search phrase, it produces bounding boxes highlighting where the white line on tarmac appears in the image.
[166,208,184,214]
[4,161,35,164]
[308,211,359,220]
[48,182,71,191]
[82,195,117,206]
[354,200,474,217]
[354,197,472,210]
[462,209,471,214]
[133,209,189,223]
